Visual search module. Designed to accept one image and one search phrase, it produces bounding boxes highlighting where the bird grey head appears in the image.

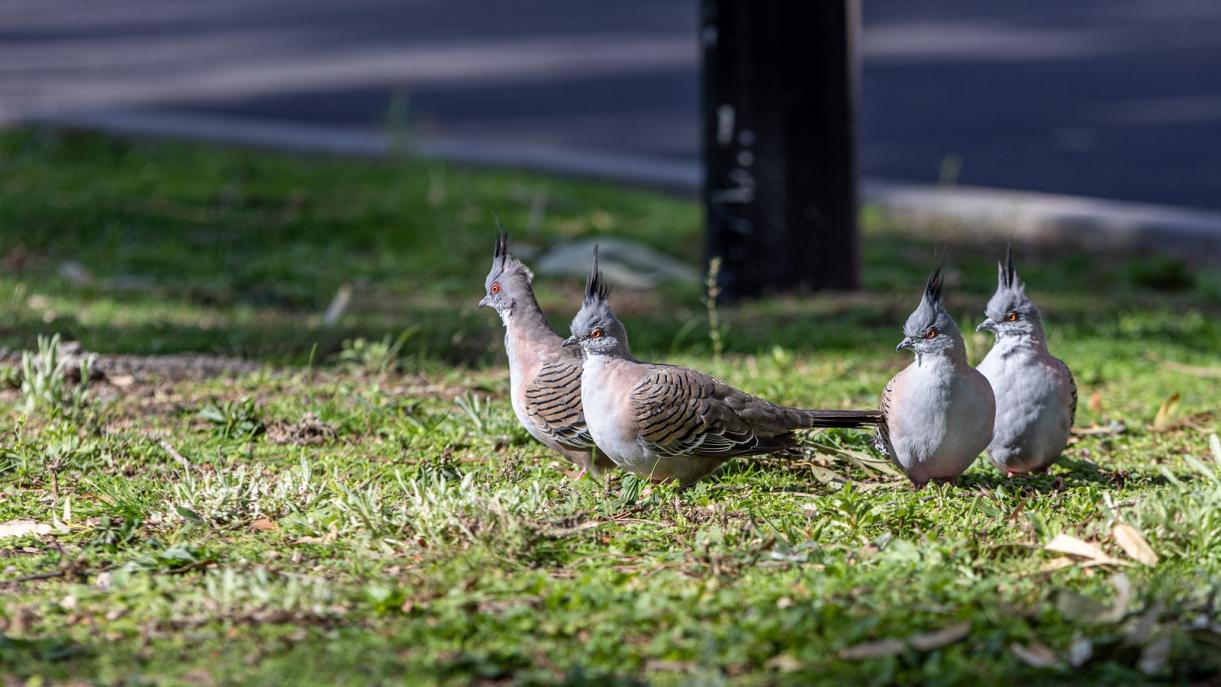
[479,228,536,322]
[896,266,962,360]
[977,245,1042,339]
[563,246,630,357]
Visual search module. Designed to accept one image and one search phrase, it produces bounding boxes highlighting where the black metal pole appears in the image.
[702,0,860,299]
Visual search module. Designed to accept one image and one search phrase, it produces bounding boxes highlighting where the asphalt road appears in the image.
[6,0,1221,210]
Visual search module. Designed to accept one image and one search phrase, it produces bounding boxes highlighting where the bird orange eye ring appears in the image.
[924,327,938,339]
[490,282,501,295]
[590,327,604,339]
[1005,311,1019,322]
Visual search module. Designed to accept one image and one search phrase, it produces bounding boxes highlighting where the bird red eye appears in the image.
[590,327,604,339]
[1005,311,1019,322]
[490,282,501,295]
[924,327,938,339]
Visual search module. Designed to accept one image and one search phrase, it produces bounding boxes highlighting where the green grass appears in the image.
[1,128,1219,685]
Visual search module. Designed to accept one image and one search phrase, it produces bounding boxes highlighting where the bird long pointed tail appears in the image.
[792,408,885,429]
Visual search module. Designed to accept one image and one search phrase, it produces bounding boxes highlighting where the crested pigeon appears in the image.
[479,231,615,476]
[976,247,1076,475]
[563,248,883,486]
[876,267,995,486]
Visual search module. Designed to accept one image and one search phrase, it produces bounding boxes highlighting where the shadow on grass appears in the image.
[0,633,90,667]
[2,128,1219,367]
[958,456,1169,492]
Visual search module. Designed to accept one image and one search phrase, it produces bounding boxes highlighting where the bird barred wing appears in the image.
[873,373,899,463]
[524,358,595,450]
[630,366,794,459]
[1055,357,1077,428]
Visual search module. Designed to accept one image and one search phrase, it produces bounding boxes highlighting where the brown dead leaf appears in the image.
[839,638,907,660]
[1055,590,1107,622]
[908,621,972,651]
[1045,534,1125,567]
[0,520,53,539]
[251,518,278,532]
[1099,573,1134,623]
[1040,556,1076,572]
[1072,421,1126,436]
[764,654,802,672]
[1011,641,1062,668]
[1138,636,1171,675]
[1152,393,1180,431]
[1112,523,1158,566]
[108,374,135,388]
[1087,391,1103,413]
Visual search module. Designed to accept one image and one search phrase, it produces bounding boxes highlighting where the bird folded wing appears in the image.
[1055,357,1078,426]
[630,367,790,458]
[524,359,596,449]
[873,373,900,462]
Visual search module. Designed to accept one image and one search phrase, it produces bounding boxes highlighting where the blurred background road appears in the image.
[5,0,1221,210]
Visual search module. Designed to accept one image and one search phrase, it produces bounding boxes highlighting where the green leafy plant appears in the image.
[336,328,417,377]
[19,334,95,415]
[197,398,265,439]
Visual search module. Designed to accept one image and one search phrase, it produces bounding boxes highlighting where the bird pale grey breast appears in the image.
[479,230,614,476]
[564,247,883,486]
[976,246,1077,475]
[876,266,995,486]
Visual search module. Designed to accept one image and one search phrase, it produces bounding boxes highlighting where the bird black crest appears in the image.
[1001,242,1017,289]
[996,242,1024,293]
[923,266,944,308]
[584,245,611,304]
[494,225,509,264]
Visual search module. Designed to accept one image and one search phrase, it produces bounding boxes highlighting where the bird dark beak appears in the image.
[896,337,916,352]
[478,295,492,308]
[561,335,580,348]
[976,319,996,333]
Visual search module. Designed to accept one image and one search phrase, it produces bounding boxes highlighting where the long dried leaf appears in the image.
[1011,642,1062,668]
[1045,534,1123,566]
[1112,523,1158,566]
[1152,392,1180,430]
[908,621,971,651]
[0,520,52,539]
[839,638,906,660]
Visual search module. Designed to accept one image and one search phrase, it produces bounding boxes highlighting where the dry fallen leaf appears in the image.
[764,654,802,672]
[0,520,53,539]
[1045,534,1125,567]
[1072,421,1126,437]
[1087,391,1103,413]
[1040,556,1076,572]
[1067,637,1093,667]
[109,373,135,387]
[1138,636,1171,675]
[1056,590,1107,622]
[839,621,972,661]
[1127,600,1163,645]
[1011,641,1062,668]
[1099,573,1134,623]
[1152,392,1180,431]
[839,638,906,660]
[908,621,972,651]
[1112,523,1158,566]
